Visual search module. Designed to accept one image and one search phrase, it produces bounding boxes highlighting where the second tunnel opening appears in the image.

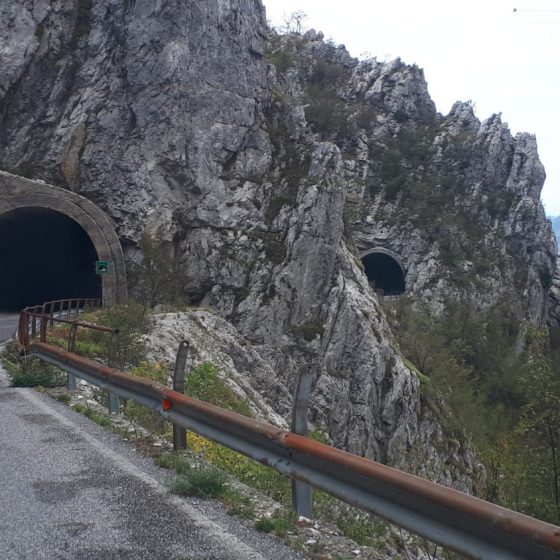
[0,207,102,311]
[361,252,406,296]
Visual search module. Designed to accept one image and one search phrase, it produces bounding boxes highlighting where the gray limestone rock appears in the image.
[3,1,553,494]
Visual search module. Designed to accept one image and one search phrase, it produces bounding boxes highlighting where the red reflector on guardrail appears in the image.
[162,399,172,411]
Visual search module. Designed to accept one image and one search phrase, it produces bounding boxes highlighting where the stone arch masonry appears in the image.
[0,170,126,306]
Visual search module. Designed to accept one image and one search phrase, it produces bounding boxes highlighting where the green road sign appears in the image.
[95,261,111,275]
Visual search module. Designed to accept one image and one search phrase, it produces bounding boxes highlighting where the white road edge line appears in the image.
[19,388,267,560]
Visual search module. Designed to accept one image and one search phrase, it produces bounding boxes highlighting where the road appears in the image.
[0,313,19,343]
[0,386,303,560]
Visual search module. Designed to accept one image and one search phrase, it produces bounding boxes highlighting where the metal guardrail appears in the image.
[16,298,104,349]
[17,298,120,405]
[24,339,560,560]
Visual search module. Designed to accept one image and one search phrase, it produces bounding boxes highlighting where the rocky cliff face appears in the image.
[267,33,556,325]
[5,0,556,491]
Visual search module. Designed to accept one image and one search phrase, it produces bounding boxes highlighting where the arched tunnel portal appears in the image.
[0,208,102,310]
[0,171,127,311]
[360,248,406,296]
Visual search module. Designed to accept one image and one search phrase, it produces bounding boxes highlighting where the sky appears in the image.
[262,0,560,215]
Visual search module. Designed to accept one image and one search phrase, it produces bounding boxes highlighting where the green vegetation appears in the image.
[127,231,186,311]
[255,515,295,536]
[45,301,148,370]
[93,302,149,369]
[387,297,560,524]
[336,514,387,547]
[157,451,254,516]
[268,50,293,73]
[72,403,112,427]
[304,60,352,140]
[93,360,252,446]
[184,430,403,548]
[156,452,191,474]
[221,487,255,518]
[55,393,72,405]
[1,346,66,387]
[186,362,253,417]
[188,433,291,503]
[124,400,170,438]
[172,465,227,498]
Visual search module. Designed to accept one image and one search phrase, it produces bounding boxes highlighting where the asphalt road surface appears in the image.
[0,313,19,343]
[0,387,304,560]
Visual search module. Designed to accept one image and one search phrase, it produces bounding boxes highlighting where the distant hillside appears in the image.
[550,216,560,246]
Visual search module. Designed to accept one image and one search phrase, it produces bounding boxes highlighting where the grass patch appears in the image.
[55,393,72,404]
[187,363,252,417]
[255,515,295,537]
[2,348,66,388]
[172,466,227,498]
[336,514,387,547]
[155,453,191,475]
[157,452,254,517]
[189,433,291,503]
[124,400,170,438]
[222,487,255,518]
[72,403,112,427]
[403,358,430,384]
[130,361,170,384]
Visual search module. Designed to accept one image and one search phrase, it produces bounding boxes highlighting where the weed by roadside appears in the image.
[255,515,296,537]
[72,403,112,427]
[156,452,191,475]
[222,487,255,518]
[172,465,227,498]
[54,393,72,404]
[1,345,66,387]
[157,452,256,517]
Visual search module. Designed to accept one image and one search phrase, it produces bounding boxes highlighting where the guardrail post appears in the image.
[107,330,119,369]
[31,313,37,340]
[67,323,78,390]
[39,317,48,343]
[108,392,120,414]
[49,303,54,328]
[172,340,189,450]
[107,330,120,414]
[291,364,314,519]
[19,313,30,348]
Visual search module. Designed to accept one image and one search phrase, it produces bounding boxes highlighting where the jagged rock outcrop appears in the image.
[6,0,556,492]
[266,34,556,324]
[548,258,560,328]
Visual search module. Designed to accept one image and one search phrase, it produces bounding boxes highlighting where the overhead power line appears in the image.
[513,7,560,12]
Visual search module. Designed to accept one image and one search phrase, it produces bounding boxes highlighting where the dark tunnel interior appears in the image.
[361,252,406,295]
[0,207,102,311]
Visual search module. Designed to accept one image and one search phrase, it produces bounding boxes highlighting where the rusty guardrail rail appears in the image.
[17,298,120,405]
[16,298,103,349]
[23,338,560,560]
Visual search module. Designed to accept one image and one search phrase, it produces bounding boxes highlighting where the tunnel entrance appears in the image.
[0,207,102,311]
[361,250,406,296]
